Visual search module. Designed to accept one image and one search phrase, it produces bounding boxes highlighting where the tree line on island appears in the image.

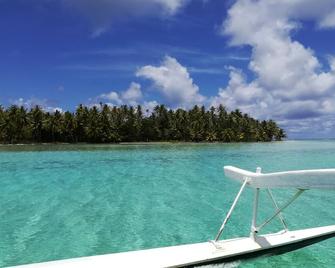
[0,104,286,144]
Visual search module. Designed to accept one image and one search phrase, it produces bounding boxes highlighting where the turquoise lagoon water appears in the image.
[1,140,335,267]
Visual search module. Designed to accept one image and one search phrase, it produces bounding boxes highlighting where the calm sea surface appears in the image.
[1,141,335,267]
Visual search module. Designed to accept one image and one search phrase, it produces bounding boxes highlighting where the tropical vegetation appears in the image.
[0,104,286,144]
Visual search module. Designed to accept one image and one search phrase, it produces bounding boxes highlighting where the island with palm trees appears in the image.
[0,104,285,144]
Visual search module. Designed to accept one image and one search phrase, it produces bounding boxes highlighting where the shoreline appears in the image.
[1,139,335,148]
[0,140,288,147]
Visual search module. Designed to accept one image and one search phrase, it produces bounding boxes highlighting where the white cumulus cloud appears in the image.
[12,97,63,113]
[136,56,206,108]
[94,82,160,115]
[121,82,143,104]
[97,82,143,106]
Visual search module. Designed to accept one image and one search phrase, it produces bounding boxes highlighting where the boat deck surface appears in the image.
[14,225,335,268]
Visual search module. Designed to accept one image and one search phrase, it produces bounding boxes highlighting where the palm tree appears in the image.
[63,111,76,142]
[87,106,101,142]
[3,105,29,143]
[175,108,190,141]
[0,105,7,143]
[75,104,89,142]
[29,106,43,142]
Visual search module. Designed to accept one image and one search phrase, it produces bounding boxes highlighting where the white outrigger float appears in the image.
[16,166,335,268]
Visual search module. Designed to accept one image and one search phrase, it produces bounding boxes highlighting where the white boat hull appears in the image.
[13,225,335,268]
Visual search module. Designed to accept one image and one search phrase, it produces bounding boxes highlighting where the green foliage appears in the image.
[0,104,286,144]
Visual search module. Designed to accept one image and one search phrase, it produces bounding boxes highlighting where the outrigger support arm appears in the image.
[214,178,249,242]
[250,188,260,240]
[266,189,288,231]
[255,189,305,233]
[250,167,261,240]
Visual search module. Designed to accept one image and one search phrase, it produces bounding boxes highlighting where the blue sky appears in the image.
[1,0,335,138]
